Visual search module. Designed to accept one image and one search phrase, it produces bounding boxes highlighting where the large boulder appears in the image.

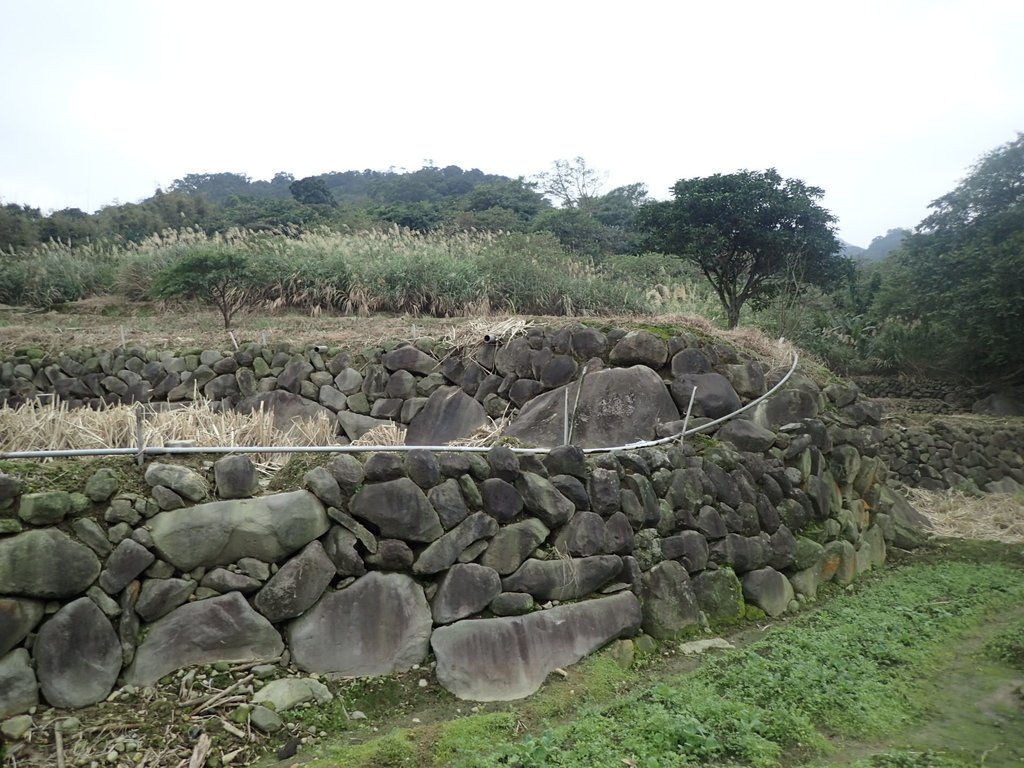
[405,386,487,446]
[149,490,329,571]
[126,592,284,686]
[502,366,679,449]
[287,572,431,676]
[0,529,100,599]
[254,541,337,623]
[742,567,794,618]
[501,555,623,601]
[751,389,819,429]
[431,564,502,625]
[640,560,701,639]
[349,478,444,543]
[237,390,337,434]
[431,592,642,700]
[670,373,742,419]
[34,598,121,708]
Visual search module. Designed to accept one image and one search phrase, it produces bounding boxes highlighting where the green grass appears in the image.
[305,559,1024,768]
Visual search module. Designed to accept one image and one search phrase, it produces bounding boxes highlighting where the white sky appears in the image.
[1,0,1022,246]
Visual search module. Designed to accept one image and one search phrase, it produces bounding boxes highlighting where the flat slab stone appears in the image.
[149,490,329,571]
[431,592,642,700]
[287,572,431,676]
[34,598,121,708]
[503,366,679,449]
[349,478,443,543]
[125,592,284,686]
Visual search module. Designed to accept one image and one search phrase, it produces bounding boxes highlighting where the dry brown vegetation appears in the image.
[908,486,1024,544]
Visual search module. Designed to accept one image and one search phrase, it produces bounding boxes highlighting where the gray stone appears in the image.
[17,491,71,525]
[414,513,499,575]
[432,564,502,624]
[691,568,745,624]
[709,533,770,574]
[349,477,443,543]
[382,346,438,375]
[201,568,262,594]
[640,560,701,639]
[0,598,44,656]
[151,484,185,511]
[670,348,712,375]
[85,468,120,503]
[144,463,208,502]
[287,572,431,676]
[334,367,363,395]
[71,517,113,557]
[250,704,284,734]
[149,490,329,571]
[214,455,260,499]
[480,519,550,576]
[135,578,197,622]
[406,449,442,489]
[432,591,642,701]
[303,466,344,508]
[365,538,414,570]
[609,331,668,368]
[503,366,679,449]
[277,359,314,394]
[670,373,742,419]
[544,444,588,479]
[238,390,337,434]
[255,541,337,623]
[751,389,819,429]
[126,592,284,686]
[327,510,377,553]
[326,454,365,491]
[405,386,487,446]
[716,419,776,453]
[323,527,367,577]
[0,649,37,718]
[364,453,406,482]
[588,468,621,516]
[553,511,606,557]
[501,555,623,601]
[480,478,524,524]
[660,531,709,573]
[252,677,333,712]
[742,567,794,618]
[490,592,535,616]
[603,511,635,555]
[0,529,101,598]
[0,473,24,504]
[428,478,470,529]
[337,411,393,441]
[34,598,121,708]
[515,473,575,528]
[99,538,155,595]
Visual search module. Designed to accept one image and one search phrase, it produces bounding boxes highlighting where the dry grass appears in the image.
[907,487,1024,544]
[351,423,407,446]
[0,400,338,472]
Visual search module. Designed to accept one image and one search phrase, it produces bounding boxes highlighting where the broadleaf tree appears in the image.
[874,132,1024,375]
[150,244,263,329]
[637,169,847,328]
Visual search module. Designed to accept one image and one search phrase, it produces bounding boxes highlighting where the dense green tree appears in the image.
[875,133,1024,375]
[289,176,336,207]
[0,203,42,252]
[638,169,846,328]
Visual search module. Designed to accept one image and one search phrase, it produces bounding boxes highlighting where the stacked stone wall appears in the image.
[1,326,932,718]
[878,418,1024,493]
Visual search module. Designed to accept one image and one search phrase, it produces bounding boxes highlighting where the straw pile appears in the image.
[0,400,338,471]
[907,487,1024,544]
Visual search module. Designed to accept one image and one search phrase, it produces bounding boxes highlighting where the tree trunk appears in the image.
[726,299,742,329]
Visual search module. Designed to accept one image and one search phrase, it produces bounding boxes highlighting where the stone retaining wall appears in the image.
[1,327,932,720]
[1,412,925,717]
[878,418,1024,493]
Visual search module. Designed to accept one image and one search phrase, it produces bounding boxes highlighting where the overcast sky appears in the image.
[1,1,1022,246]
